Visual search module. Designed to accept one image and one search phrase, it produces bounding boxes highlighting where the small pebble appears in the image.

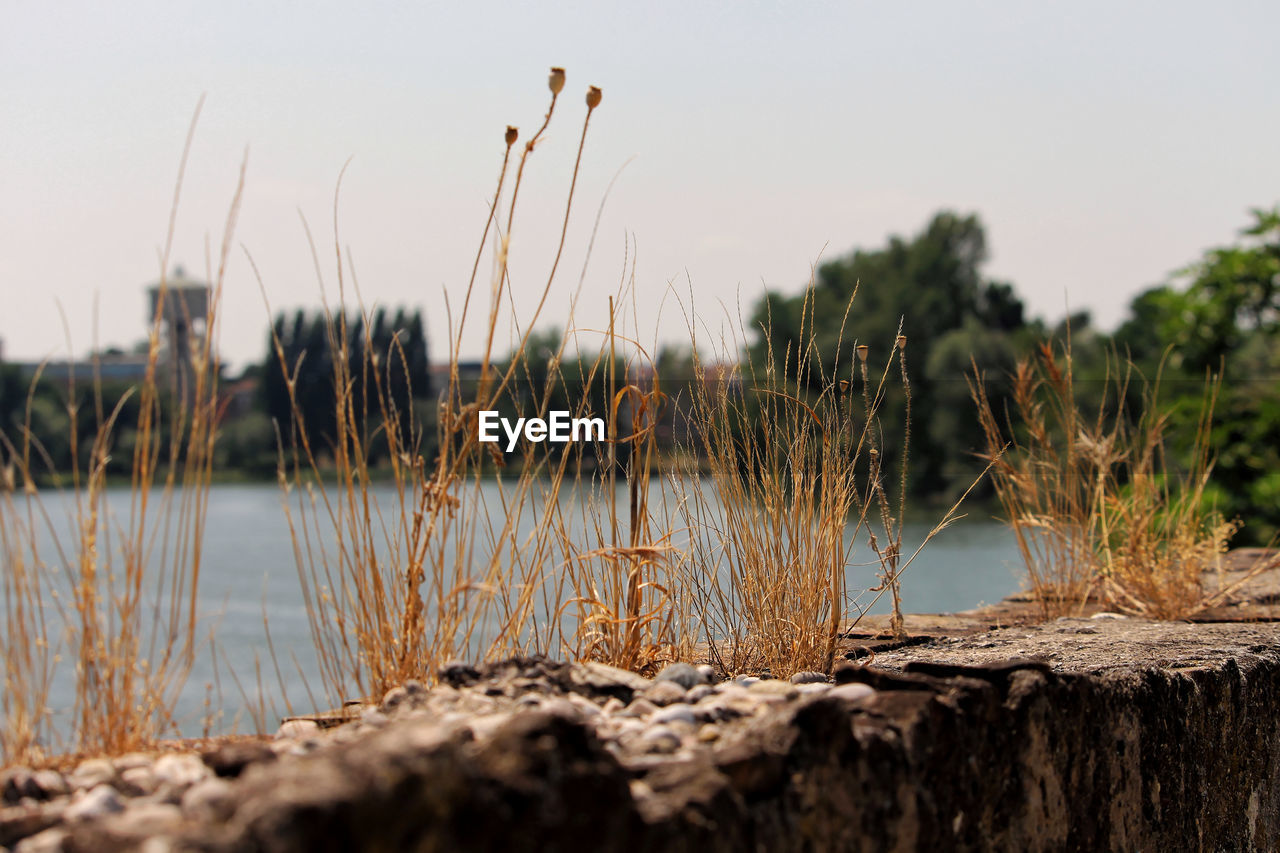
[732,675,759,687]
[828,683,875,702]
[651,703,696,727]
[119,765,159,796]
[600,697,625,714]
[685,685,714,703]
[620,698,659,718]
[749,680,797,697]
[697,723,721,742]
[69,758,115,791]
[153,754,210,789]
[790,671,828,685]
[655,662,706,690]
[30,769,68,800]
[641,681,687,707]
[537,697,582,720]
[795,682,831,695]
[66,783,125,822]
[275,719,321,740]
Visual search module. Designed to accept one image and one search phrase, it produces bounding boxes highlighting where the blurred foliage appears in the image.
[259,305,432,466]
[1113,206,1280,543]
[7,207,1280,548]
[747,211,1041,501]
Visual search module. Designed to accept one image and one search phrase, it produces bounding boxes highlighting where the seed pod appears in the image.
[549,67,566,95]
[856,345,869,362]
[586,86,603,109]
[896,335,907,350]
[505,126,518,146]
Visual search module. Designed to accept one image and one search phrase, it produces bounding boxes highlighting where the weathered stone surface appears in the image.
[201,740,277,778]
[18,619,1280,851]
[0,800,65,848]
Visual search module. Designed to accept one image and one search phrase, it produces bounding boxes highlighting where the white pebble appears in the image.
[66,783,125,821]
[685,685,714,703]
[152,753,210,789]
[69,758,115,791]
[795,682,832,695]
[642,681,687,706]
[30,769,68,799]
[119,765,159,795]
[828,683,875,702]
[275,719,321,740]
[651,703,696,726]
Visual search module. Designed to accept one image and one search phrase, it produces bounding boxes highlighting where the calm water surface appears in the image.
[5,482,1025,739]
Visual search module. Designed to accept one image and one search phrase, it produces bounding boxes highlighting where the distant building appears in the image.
[8,267,213,400]
[147,266,212,406]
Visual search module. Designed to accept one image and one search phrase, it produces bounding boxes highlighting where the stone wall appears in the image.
[17,619,1280,851]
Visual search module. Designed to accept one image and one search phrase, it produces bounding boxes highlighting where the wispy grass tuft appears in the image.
[0,100,238,762]
[971,341,1268,620]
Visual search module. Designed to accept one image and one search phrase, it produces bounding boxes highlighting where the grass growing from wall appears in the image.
[0,102,239,764]
[262,70,688,709]
[971,342,1271,620]
[673,287,973,678]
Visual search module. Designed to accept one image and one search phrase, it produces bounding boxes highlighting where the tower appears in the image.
[146,266,211,407]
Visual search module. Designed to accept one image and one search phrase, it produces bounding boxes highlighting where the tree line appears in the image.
[3,206,1277,541]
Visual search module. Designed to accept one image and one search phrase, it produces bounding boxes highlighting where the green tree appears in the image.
[749,211,1030,499]
[260,307,433,463]
[1113,205,1280,543]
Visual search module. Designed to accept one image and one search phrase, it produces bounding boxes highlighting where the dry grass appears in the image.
[263,70,687,707]
[971,341,1260,620]
[3,70,985,764]
[0,101,238,763]
[674,286,970,678]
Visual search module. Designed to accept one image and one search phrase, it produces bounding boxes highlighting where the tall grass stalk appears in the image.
[971,342,1264,620]
[266,71,686,704]
[675,285,964,677]
[0,102,238,761]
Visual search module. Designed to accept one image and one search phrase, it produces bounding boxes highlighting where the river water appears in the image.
[2,481,1025,742]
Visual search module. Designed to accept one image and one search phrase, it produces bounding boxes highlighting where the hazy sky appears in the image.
[4,1,1278,371]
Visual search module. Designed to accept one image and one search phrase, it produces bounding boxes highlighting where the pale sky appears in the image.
[3,1,1278,372]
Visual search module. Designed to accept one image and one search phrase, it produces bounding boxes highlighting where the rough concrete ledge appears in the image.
[35,619,1280,851]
